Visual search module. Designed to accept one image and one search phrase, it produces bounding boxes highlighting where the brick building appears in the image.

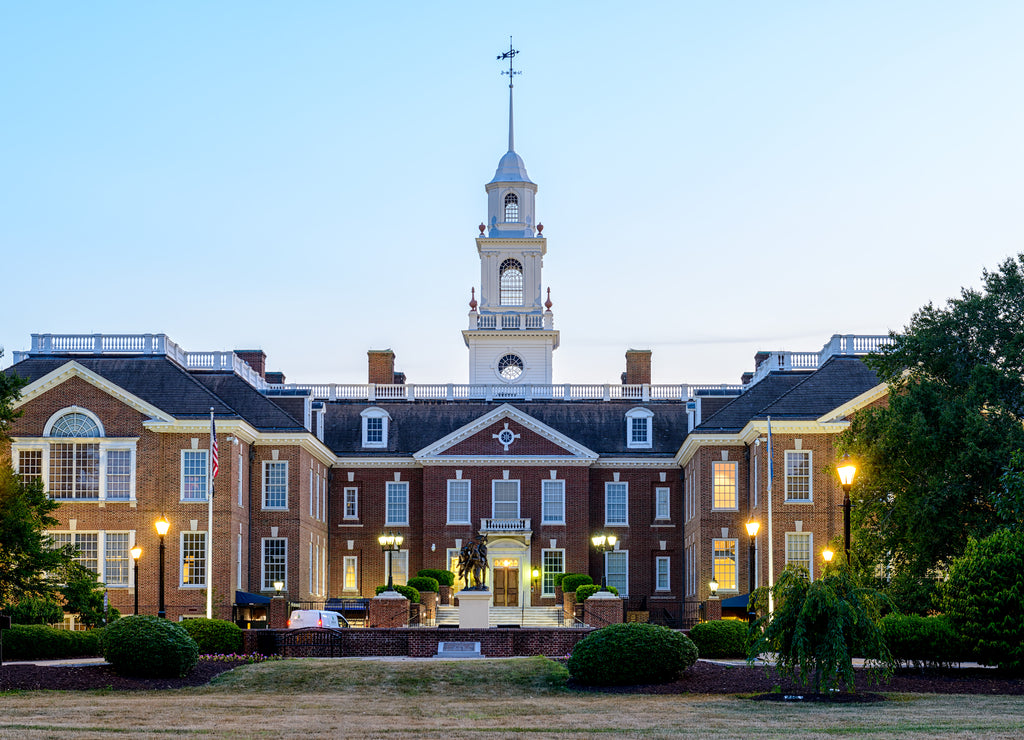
[1,75,888,623]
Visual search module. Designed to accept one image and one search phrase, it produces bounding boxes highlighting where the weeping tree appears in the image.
[747,565,895,694]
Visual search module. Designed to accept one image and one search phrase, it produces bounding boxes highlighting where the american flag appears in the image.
[210,411,219,479]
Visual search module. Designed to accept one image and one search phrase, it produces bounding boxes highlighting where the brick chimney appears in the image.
[235,350,267,379]
[265,371,286,384]
[368,349,396,385]
[624,349,652,385]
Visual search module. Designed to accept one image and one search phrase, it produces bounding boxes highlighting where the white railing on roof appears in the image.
[468,311,553,331]
[748,334,892,386]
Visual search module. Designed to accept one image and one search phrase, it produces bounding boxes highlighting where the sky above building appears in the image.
[2,3,1022,385]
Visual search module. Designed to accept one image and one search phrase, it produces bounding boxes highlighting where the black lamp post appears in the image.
[836,455,857,561]
[378,532,404,591]
[591,533,618,591]
[155,516,169,619]
[130,546,142,616]
[745,520,759,624]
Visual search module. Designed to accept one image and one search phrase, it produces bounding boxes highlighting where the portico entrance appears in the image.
[492,559,519,606]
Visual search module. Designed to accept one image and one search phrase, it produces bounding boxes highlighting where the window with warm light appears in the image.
[712,461,738,510]
[712,538,738,591]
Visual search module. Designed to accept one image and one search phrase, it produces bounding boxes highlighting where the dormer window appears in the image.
[360,407,390,449]
[499,258,523,306]
[625,407,654,449]
[504,192,519,222]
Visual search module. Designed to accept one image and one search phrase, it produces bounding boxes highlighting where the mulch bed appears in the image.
[2,658,1023,696]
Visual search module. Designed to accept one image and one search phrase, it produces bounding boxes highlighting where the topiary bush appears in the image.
[878,613,963,669]
[102,616,199,678]
[560,574,594,595]
[575,584,618,600]
[689,619,749,659]
[941,529,1024,673]
[0,624,102,660]
[375,584,420,602]
[569,622,698,686]
[407,576,440,594]
[417,569,455,587]
[180,618,243,655]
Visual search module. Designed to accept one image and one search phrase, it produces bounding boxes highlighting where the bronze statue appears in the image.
[457,534,489,590]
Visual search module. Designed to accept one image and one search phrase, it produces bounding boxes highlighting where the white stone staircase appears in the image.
[435,605,563,627]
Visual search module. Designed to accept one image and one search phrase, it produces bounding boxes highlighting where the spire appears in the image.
[490,39,533,185]
[498,37,521,153]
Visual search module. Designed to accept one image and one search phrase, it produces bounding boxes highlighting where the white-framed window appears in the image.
[624,407,653,449]
[343,555,358,591]
[785,451,812,502]
[16,448,43,481]
[181,531,207,587]
[503,192,519,222]
[386,550,408,586]
[360,407,390,448]
[605,550,629,596]
[447,479,471,524]
[752,454,759,508]
[180,450,208,501]
[309,542,314,594]
[604,481,628,526]
[712,461,739,510]
[263,460,288,509]
[237,449,244,507]
[491,480,520,520]
[237,533,243,590]
[499,258,523,306]
[262,537,287,590]
[343,487,359,519]
[685,543,696,597]
[541,549,564,596]
[447,548,467,592]
[655,556,671,592]
[786,532,812,578]
[309,469,314,516]
[48,530,134,587]
[541,480,565,524]
[655,486,671,520]
[712,538,738,592]
[385,481,408,526]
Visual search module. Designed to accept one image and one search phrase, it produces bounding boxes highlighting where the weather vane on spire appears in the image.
[497,37,521,88]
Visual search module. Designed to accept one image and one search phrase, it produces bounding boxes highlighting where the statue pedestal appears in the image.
[457,590,491,629]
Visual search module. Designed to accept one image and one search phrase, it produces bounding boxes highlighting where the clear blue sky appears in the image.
[2,2,1022,385]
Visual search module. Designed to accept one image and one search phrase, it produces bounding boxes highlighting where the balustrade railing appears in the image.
[481,518,531,533]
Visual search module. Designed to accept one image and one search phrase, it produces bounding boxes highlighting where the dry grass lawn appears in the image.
[1,657,1023,739]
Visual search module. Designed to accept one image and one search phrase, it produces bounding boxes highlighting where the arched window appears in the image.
[498,354,524,382]
[500,258,523,306]
[504,192,519,222]
[49,412,101,438]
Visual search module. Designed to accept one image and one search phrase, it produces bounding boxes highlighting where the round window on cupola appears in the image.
[497,353,524,382]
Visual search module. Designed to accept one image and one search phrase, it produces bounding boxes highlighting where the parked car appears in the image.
[287,610,350,629]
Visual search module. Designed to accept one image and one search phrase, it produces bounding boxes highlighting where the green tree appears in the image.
[747,566,894,694]
[841,255,1024,598]
[59,562,118,628]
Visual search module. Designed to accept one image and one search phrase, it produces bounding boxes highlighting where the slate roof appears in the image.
[5,356,305,431]
[695,372,811,433]
[323,401,690,457]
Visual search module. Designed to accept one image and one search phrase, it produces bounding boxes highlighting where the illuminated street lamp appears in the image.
[591,533,618,591]
[745,521,759,625]
[130,546,142,615]
[836,455,857,560]
[823,548,835,563]
[378,532,404,591]
[709,578,719,598]
[154,516,170,619]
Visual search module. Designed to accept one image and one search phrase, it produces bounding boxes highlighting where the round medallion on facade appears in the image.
[498,353,524,381]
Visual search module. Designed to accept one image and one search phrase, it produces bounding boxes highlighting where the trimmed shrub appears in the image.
[417,569,455,587]
[180,618,243,655]
[407,576,440,594]
[878,613,963,669]
[0,624,102,660]
[102,616,199,678]
[689,619,749,659]
[942,529,1024,672]
[560,574,594,595]
[375,584,421,602]
[576,584,618,601]
[553,573,568,590]
[568,622,698,686]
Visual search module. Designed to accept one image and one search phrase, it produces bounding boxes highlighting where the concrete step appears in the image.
[435,605,562,627]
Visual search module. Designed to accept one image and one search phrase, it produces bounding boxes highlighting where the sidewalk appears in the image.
[2,657,108,667]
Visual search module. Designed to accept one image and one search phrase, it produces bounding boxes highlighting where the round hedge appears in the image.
[560,574,594,595]
[375,584,421,602]
[568,622,698,686]
[102,616,199,678]
[180,617,243,655]
[575,584,618,601]
[417,569,456,587]
[688,619,749,658]
[407,576,440,594]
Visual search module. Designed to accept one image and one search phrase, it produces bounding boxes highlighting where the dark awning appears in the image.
[721,592,752,608]
[235,590,271,605]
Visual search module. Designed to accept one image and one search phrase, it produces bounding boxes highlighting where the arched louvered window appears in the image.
[500,258,524,306]
[504,192,519,222]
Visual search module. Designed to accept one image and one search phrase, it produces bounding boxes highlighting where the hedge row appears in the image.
[1,624,103,660]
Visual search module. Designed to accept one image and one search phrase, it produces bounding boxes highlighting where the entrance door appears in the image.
[493,567,519,606]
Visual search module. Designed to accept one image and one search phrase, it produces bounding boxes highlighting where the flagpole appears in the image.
[766,415,774,614]
[207,408,216,619]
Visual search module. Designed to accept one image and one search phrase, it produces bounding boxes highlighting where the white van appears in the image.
[287,609,349,629]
